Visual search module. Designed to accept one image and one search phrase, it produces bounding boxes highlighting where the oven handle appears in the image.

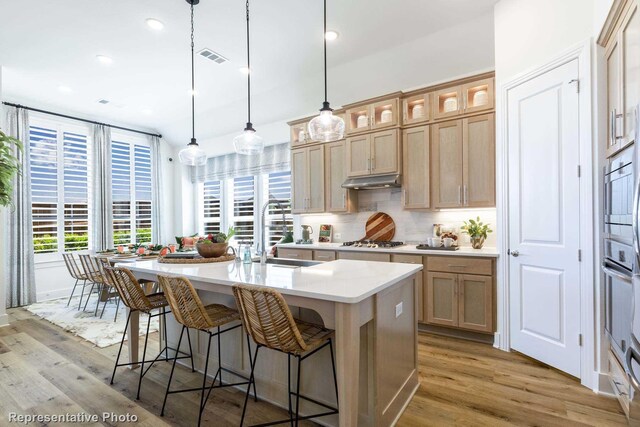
[626,346,640,392]
[602,261,633,284]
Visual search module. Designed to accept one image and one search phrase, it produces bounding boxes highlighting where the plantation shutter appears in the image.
[63,131,89,251]
[111,140,131,245]
[266,171,293,246]
[134,144,152,243]
[30,126,59,253]
[232,176,255,243]
[203,180,222,234]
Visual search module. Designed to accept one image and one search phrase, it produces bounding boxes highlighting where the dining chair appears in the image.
[157,274,257,427]
[61,253,90,310]
[79,254,119,320]
[103,265,194,400]
[232,284,339,427]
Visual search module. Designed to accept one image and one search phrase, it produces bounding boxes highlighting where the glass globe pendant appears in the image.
[308,0,344,142]
[235,0,264,155]
[179,0,207,166]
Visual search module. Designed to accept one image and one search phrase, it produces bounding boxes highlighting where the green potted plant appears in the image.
[0,130,23,207]
[461,217,492,249]
[196,227,236,258]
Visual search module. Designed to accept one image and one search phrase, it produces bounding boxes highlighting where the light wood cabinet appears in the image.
[402,125,430,209]
[433,77,494,120]
[346,98,399,135]
[431,114,495,209]
[391,254,425,323]
[346,129,400,178]
[291,146,325,214]
[278,248,313,260]
[324,140,357,213]
[607,23,624,157]
[402,93,431,126]
[313,250,336,261]
[425,256,494,333]
[337,251,391,262]
[290,120,311,147]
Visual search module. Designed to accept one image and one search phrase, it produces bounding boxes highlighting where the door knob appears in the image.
[507,249,519,257]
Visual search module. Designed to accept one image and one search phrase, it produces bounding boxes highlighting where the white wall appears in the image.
[0,65,8,325]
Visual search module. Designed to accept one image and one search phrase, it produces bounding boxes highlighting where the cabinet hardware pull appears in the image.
[367,158,371,172]
[403,189,407,206]
[464,185,468,206]
[448,265,467,268]
[458,185,462,205]
[372,157,376,170]
[611,110,615,147]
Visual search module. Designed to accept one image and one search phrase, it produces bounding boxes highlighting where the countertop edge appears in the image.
[276,243,499,258]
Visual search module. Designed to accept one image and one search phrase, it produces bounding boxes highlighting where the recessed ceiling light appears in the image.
[146,18,164,30]
[239,66,251,75]
[325,30,339,41]
[58,85,72,93]
[96,55,113,65]
[141,108,153,115]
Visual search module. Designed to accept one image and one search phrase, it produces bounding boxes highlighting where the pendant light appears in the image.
[179,0,207,166]
[307,0,344,142]
[234,0,264,155]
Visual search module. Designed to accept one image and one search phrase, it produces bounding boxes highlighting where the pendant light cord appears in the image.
[323,0,328,104]
[246,0,252,126]
[191,2,196,141]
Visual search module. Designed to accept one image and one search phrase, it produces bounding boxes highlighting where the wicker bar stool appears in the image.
[102,264,195,400]
[78,254,106,315]
[157,274,257,427]
[232,284,339,427]
[62,253,90,310]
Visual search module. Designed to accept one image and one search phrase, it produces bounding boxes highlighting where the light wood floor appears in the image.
[0,308,628,426]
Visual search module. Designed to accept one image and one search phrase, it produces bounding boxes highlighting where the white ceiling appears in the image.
[0,0,498,147]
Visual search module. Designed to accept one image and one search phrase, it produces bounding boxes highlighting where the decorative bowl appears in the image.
[196,241,228,258]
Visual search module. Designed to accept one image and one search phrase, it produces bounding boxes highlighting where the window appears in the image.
[30,124,90,254]
[200,171,292,249]
[203,180,222,235]
[232,176,256,243]
[264,171,293,246]
[111,138,153,245]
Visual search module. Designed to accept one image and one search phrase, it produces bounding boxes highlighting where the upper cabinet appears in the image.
[346,129,400,177]
[346,98,400,135]
[431,114,495,209]
[325,140,357,213]
[403,93,431,126]
[433,77,494,120]
[402,125,430,209]
[602,0,640,157]
[290,120,310,147]
[291,146,325,214]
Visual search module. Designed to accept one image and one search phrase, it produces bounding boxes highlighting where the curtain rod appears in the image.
[2,102,162,138]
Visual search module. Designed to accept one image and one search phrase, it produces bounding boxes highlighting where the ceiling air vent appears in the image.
[198,48,228,64]
[98,99,110,104]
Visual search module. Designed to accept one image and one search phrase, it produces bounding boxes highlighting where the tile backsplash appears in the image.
[292,188,497,247]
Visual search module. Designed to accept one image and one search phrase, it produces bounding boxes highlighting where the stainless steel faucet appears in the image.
[260,198,289,265]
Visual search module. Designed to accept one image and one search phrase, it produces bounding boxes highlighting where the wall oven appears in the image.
[605,146,635,244]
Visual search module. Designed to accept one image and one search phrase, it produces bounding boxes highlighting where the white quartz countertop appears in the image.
[276,242,499,258]
[121,259,422,304]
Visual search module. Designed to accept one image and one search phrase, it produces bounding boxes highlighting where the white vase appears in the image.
[357,114,368,128]
[443,97,457,112]
[380,109,392,123]
[412,104,424,119]
[473,90,488,106]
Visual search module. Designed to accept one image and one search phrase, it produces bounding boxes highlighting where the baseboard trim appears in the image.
[418,323,494,345]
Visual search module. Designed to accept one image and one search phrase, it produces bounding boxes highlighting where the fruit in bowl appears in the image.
[196,227,236,258]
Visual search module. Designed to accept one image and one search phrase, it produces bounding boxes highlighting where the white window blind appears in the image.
[62,131,89,251]
[203,180,222,235]
[30,126,59,253]
[111,139,153,245]
[232,176,255,243]
[265,171,292,246]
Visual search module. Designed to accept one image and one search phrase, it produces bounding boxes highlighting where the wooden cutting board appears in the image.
[362,212,396,241]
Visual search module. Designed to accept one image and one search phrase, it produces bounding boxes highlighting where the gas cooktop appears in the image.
[341,241,405,249]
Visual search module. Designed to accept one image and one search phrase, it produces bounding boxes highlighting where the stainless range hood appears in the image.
[341,174,401,190]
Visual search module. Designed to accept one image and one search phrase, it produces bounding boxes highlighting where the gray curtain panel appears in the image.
[91,124,113,251]
[149,135,165,244]
[192,142,290,183]
[4,106,36,307]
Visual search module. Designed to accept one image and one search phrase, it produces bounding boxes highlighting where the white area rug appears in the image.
[26,295,159,348]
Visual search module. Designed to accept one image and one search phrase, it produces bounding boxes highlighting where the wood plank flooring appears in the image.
[0,308,628,426]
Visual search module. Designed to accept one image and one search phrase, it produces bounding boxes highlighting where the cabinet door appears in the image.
[307,145,325,213]
[433,86,462,120]
[403,93,430,126]
[346,134,371,177]
[463,114,495,207]
[325,141,357,213]
[402,125,430,209]
[290,122,308,147]
[278,248,313,260]
[458,274,493,333]
[313,250,336,261]
[426,272,458,327]
[621,3,640,146]
[462,78,494,114]
[291,149,308,213]
[371,99,399,130]
[431,120,463,208]
[346,106,371,135]
[337,251,391,262]
[391,254,425,323]
[370,129,400,175]
[606,35,623,157]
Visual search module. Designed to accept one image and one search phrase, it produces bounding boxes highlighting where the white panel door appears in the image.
[507,59,581,377]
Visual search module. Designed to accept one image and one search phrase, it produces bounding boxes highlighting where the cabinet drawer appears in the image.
[608,350,631,416]
[278,248,313,260]
[427,256,492,275]
[313,250,336,261]
[338,251,390,262]
[391,254,423,264]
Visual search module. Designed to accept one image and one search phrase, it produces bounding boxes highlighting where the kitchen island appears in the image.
[122,258,422,427]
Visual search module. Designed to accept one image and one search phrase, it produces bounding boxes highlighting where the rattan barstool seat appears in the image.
[203,303,241,328]
[293,320,334,356]
[146,293,170,310]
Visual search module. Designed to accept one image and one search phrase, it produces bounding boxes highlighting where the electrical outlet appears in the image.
[395,302,403,318]
[334,233,341,240]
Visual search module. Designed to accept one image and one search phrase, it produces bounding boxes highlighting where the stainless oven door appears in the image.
[603,260,633,362]
[605,147,635,244]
